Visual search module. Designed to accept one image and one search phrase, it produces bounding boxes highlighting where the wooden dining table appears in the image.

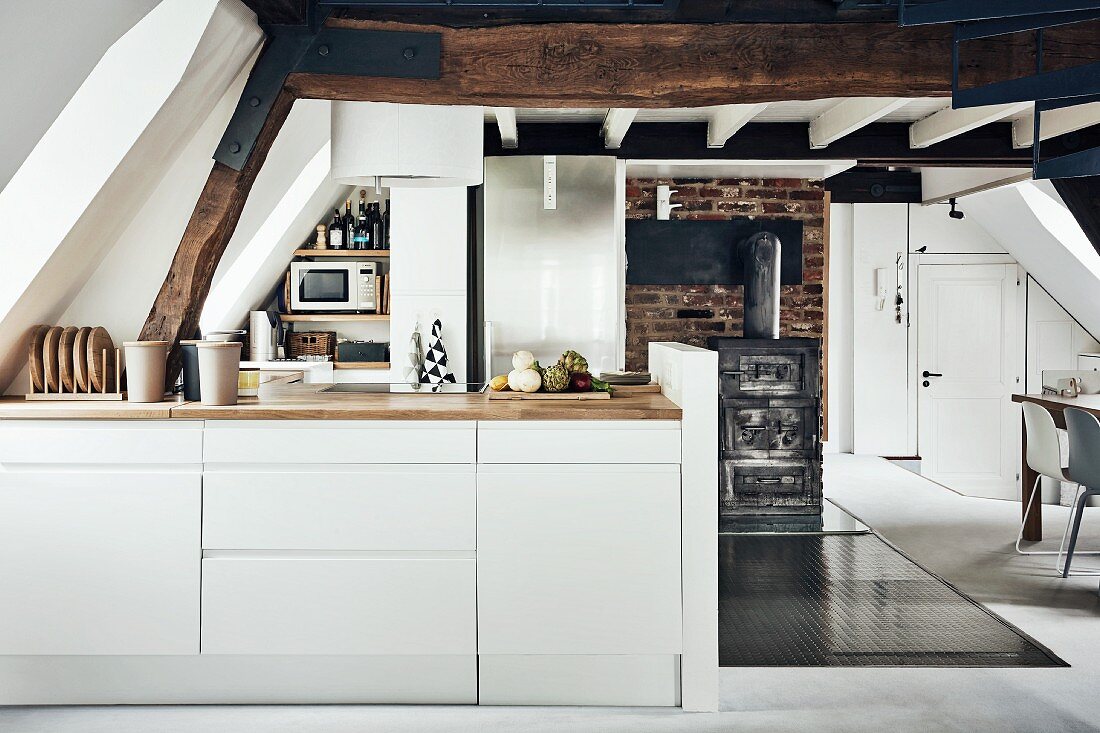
[1012,393,1100,541]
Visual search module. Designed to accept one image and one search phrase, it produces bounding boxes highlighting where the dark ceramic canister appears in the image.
[180,339,203,401]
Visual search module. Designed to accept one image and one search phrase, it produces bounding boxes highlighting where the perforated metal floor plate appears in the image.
[719,534,1066,668]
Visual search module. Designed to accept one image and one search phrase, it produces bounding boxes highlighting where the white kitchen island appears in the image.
[0,343,717,711]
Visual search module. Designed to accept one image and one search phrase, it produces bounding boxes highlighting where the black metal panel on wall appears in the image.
[625,219,804,286]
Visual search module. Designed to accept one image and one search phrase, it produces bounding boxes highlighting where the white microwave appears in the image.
[290,261,377,312]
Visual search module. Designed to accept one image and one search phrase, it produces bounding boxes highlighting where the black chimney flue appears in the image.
[740,231,781,339]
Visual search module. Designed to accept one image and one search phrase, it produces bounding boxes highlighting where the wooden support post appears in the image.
[139,88,295,387]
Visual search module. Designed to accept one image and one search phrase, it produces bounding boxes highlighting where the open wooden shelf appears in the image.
[333,362,390,370]
[294,249,390,257]
[280,314,389,322]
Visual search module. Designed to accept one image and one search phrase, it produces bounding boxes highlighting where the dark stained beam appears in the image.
[139,88,296,388]
[241,0,308,26]
[286,19,1099,107]
[244,0,896,27]
[333,0,897,27]
[482,122,1042,167]
[1053,176,1100,257]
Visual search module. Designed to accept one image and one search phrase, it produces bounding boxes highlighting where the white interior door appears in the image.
[918,263,1021,499]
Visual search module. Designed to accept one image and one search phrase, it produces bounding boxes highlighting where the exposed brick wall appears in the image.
[625,177,826,370]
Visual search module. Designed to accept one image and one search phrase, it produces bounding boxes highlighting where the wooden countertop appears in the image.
[1012,393,1100,415]
[0,396,185,419]
[170,390,682,420]
[0,391,682,421]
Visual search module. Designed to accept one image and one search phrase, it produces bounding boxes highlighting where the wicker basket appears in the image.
[286,331,336,360]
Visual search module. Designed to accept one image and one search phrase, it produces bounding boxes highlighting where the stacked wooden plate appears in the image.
[26,324,120,399]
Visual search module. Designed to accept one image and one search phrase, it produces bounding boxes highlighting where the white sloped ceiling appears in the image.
[965,181,1100,340]
[0,0,263,393]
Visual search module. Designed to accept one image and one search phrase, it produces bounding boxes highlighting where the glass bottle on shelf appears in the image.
[382,199,390,250]
[369,202,382,250]
[354,211,369,250]
[343,199,355,250]
[328,208,344,249]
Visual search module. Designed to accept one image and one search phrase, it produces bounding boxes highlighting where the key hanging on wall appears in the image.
[895,253,905,324]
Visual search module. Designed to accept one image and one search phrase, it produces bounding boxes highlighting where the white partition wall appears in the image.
[649,342,719,713]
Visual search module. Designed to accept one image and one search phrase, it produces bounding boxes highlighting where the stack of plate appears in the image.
[599,370,651,386]
[27,324,116,394]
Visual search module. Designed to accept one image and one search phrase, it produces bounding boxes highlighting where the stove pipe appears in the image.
[740,231,781,339]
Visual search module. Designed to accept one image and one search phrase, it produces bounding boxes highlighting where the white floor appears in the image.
[4,455,1100,733]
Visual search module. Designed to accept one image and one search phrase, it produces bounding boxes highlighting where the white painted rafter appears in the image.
[909,102,1031,149]
[492,107,519,149]
[1012,102,1100,148]
[706,104,768,148]
[808,98,909,149]
[601,108,638,149]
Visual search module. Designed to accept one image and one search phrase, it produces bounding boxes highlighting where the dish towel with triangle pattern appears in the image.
[422,318,456,384]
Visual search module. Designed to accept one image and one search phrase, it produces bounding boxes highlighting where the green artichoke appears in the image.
[542,363,570,393]
[559,350,588,374]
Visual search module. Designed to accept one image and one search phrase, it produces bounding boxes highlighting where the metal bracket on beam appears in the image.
[900,0,1100,27]
[954,61,1100,109]
[1034,95,1100,178]
[215,25,441,171]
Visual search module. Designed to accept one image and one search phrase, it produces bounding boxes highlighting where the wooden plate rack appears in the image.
[25,324,123,401]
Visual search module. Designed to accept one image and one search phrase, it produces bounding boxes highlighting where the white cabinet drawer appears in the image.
[201,557,476,655]
[203,420,476,464]
[477,421,681,464]
[477,465,682,655]
[203,466,475,550]
[0,470,200,655]
[0,420,202,464]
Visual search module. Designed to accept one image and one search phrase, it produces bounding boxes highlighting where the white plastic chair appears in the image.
[1017,401,1100,571]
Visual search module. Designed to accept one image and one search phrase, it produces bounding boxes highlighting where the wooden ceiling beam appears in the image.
[909,102,1031,149]
[1013,102,1100,148]
[492,107,519,149]
[707,104,768,148]
[483,121,1045,167]
[809,98,909,149]
[285,19,1099,107]
[601,108,638,149]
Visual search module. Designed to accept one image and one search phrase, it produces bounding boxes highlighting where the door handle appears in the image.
[922,371,942,378]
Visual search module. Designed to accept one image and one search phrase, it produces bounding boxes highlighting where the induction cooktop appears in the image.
[322,382,487,394]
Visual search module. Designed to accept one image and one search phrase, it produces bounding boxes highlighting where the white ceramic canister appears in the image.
[122,341,169,403]
[196,341,243,406]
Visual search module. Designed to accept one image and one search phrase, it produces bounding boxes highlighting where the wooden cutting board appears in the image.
[58,327,78,392]
[488,391,611,400]
[87,327,115,393]
[42,326,63,392]
[73,326,92,392]
[27,325,49,392]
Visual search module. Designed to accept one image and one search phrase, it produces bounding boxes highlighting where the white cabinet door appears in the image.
[203,465,475,551]
[477,421,681,464]
[201,558,476,655]
[476,465,682,655]
[0,470,200,655]
[203,420,476,464]
[917,263,1022,499]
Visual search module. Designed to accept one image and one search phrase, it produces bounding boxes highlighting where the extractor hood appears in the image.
[331,102,484,188]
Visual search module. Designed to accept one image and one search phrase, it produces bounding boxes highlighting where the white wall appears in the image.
[839,198,1028,458]
[1025,277,1099,394]
[387,188,469,383]
[825,204,854,453]
[0,0,161,192]
[851,203,911,456]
